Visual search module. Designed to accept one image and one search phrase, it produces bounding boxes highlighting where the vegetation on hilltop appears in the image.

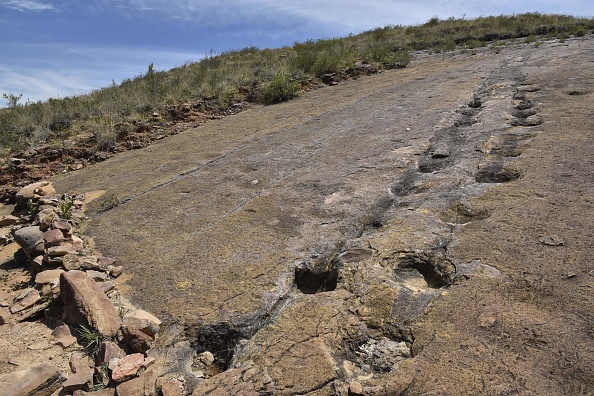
[1,12,592,158]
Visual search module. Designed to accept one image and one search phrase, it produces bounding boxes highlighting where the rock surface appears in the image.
[0,363,63,396]
[41,36,594,394]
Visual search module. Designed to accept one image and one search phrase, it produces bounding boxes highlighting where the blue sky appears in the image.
[1,1,592,106]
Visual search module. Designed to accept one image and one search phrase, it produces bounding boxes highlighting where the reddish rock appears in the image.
[60,271,122,337]
[97,341,126,366]
[42,228,65,247]
[70,351,93,374]
[110,353,145,383]
[53,323,78,348]
[115,377,144,396]
[62,367,94,392]
[160,378,184,396]
[121,325,154,353]
[0,307,11,325]
[123,309,161,337]
[46,243,78,256]
[110,266,124,278]
[52,218,73,234]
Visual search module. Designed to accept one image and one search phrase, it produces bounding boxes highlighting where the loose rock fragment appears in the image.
[63,253,82,270]
[98,341,127,366]
[12,226,44,255]
[60,270,122,337]
[15,181,56,206]
[123,309,161,337]
[62,368,94,392]
[0,215,19,226]
[0,363,63,395]
[10,288,41,314]
[53,323,78,348]
[539,235,565,246]
[110,353,146,383]
[35,269,64,285]
[121,325,154,353]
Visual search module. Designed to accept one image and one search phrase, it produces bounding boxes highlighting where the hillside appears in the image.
[0,15,593,396]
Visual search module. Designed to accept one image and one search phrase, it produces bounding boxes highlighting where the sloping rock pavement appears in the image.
[49,36,594,394]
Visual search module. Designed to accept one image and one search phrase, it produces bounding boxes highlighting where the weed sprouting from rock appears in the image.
[58,196,75,219]
[77,324,107,358]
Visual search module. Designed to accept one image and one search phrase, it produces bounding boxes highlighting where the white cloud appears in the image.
[82,0,594,31]
[0,0,57,12]
[0,43,202,104]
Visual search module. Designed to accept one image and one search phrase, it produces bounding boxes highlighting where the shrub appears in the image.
[58,196,75,219]
[258,73,300,104]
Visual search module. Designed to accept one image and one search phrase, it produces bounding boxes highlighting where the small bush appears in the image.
[100,193,120,211]
[58,196,75,219]
[258,73,300,105]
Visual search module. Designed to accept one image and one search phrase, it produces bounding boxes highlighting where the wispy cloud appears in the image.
[85,0,594,30]
[0,43,201,103]
[0,0,57,12]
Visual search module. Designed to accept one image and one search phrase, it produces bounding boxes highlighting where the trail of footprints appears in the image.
[475,85,542,183]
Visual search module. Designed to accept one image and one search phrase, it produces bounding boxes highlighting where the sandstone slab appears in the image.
[110,353,146,383]
[0,363,63,396]
[15,181,56,206]
[62,368,94,392]
[60,270,122,337]
[51,37,594,395]
[10,288,41,314]
[35,269,64,285]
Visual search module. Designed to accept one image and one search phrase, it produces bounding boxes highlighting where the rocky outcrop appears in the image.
[0,182,165,394]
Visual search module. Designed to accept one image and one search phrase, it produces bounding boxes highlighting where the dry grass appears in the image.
[1,13,592,157]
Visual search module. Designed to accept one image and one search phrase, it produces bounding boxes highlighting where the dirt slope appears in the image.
[53,36,594,395]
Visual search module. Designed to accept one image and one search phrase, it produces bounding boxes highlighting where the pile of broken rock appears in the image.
[0,181,167,396]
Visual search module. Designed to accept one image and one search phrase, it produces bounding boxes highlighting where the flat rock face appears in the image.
[0,363,63,396]
[53,37,594,394]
